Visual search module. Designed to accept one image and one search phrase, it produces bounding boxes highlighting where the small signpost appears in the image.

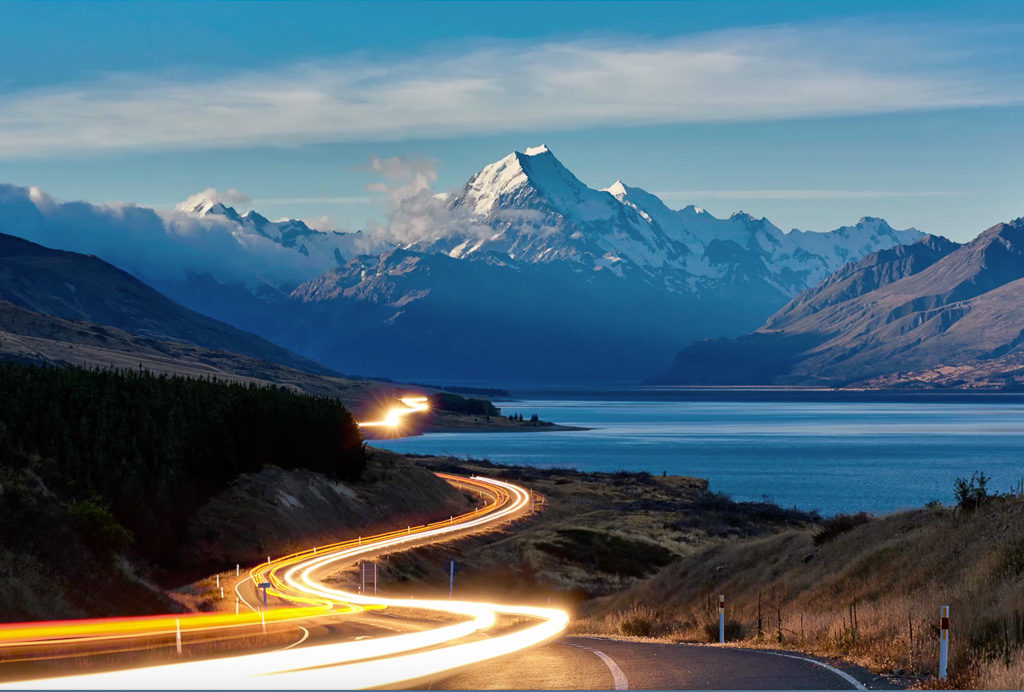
[448,560,460,600]
[939,605,950,680]
[360,561,378,595]
[257,582,272,608]
[718,595,725,643]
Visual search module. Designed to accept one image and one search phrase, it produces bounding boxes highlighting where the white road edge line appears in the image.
[234,575,257,613]
[565,642,629,690]
[758,650,867,690]
[275,626,309,652]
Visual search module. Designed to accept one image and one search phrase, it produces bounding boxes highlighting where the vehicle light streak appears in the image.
[0,474,568,689]
[0,607,338,647]
[357,395,429,429]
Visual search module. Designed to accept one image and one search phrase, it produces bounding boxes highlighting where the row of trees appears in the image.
[0,364,365,565]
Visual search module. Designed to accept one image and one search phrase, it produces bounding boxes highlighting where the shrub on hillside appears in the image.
[954,471,993,513]
[813,512,873,545]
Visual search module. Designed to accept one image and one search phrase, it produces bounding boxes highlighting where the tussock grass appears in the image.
[581,497,1024,689]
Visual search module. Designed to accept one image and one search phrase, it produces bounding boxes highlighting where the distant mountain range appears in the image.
[1,147,924,382]
[150,146,920,381]
[659,218,1024,388]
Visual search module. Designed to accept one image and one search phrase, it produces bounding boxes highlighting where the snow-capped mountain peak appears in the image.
[452,144,616,222]
[176,197,242,221]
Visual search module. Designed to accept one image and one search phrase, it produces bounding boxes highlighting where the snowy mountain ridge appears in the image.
[401,145,922,298]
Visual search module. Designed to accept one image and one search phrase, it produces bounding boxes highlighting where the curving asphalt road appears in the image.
[429,636,897,690]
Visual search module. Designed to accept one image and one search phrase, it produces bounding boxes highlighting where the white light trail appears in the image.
[1,475,567,690]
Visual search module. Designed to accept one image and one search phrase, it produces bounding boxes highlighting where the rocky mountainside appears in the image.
[0,231,333,375]
[659,220,1024,388]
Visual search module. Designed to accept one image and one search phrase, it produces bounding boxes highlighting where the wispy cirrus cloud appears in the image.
[0,21,1021,159]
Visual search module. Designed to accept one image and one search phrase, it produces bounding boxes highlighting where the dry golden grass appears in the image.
[581,498,1024,689]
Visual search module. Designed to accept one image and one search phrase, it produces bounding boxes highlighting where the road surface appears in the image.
[434,636,893,689]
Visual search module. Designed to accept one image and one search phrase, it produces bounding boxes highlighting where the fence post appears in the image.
[719,595,725,643]
[939,605,950,680]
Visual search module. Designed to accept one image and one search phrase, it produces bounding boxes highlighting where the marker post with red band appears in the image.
[938,605,949,680]
[718,594,725,643]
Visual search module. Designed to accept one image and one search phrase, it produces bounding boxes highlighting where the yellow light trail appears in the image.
[0,474,569,689]
[357,395,430,429]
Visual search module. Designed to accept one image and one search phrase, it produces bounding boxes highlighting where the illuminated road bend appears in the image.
[1,474,569,690]
[357,395,430,429]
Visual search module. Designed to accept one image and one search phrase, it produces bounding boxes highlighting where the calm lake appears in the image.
[380,394,1024,515]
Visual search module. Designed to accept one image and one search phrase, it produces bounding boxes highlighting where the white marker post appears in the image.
[220,587,224,599]
[235,597,239,616]
[236,564,240,577]
[260,610,266,635]
[175,618,182,655]
[938,605,950,680]
[215,574,219,589]
[267,556,271,564]
[718,595,725,643]
[449,560,455,600]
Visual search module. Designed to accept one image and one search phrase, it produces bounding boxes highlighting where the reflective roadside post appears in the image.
[938,605,950,680]
[719,595,725,643]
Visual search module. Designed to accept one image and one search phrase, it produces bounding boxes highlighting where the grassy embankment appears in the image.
[580,480,1024,689]
[348,456,818,607]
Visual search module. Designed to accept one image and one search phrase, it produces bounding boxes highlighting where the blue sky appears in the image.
[1,0,1023,240]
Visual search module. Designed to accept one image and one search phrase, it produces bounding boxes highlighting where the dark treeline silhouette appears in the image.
[0,363,365,565]
[431,392,499,417]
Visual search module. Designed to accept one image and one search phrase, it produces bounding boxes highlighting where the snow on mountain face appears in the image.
[436,145,924,297]
[408,146,688,273]
[399,146,923,298]
[175,195,379,270]
[606,179,924,293]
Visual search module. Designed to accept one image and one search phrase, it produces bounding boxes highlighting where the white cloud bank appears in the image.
[0,22,1021,158]
[0,184,339,286]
